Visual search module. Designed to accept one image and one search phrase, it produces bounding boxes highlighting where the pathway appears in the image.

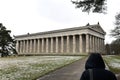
[37,58,86,80]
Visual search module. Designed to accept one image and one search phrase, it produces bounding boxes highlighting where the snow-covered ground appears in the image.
[0,56,83,80]
[103,55,120,72]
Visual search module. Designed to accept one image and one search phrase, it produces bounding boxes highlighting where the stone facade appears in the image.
[15,23,106,55]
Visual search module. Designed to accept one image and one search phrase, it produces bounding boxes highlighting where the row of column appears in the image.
[87,34,105,53]
[16,35,81,54]
[16,34,105,54]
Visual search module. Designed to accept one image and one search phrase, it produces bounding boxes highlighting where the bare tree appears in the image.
[111,13,120,38]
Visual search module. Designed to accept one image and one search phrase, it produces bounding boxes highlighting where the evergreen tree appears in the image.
[0,23,17,57]
[71,0,107,13]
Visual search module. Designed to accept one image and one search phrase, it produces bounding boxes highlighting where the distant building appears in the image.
[15,23,106,55]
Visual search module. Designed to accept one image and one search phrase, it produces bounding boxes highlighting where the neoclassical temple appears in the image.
[15,23,106,55]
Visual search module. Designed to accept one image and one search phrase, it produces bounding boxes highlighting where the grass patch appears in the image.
[0,56,83,80]
[108,66,120,74]
[103,55,120,74]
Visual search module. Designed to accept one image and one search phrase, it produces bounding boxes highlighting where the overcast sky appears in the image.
[0,0,120,43]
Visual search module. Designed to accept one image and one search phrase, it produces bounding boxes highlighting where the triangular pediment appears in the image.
[88,24,106,35]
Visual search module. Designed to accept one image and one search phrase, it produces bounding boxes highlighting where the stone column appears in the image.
[37,39,40,53]
[98,38,100,53]
[94,37,97,52]
[22,40,25,53]
[16,40,19,53]
[25,40,27,53]
[97,37,99,52]
[24,40,27,53]
[56,37,58,53]
[42,38,44,53]
[19,41,21,53]
[30,39,32,53]
[101,39,103,53]
[95,37,98,52]
[103,39,105,53]
[97,38,99,52]
[18,41,20,53]
[92,36,95,52]
[100,38,102,53]
[33,39,36,53]
[92,36,94,52]
[46,38,49,53]
[22,40,24,53]
[102,39,105,54]
[20,41,23,53]
[67,36,69,53]
[86,34,89,53]
[89,35,92,52]
[26,40,29,53]
[96,37,98,52]
[61,36,64,53]
[99,38,101,53]
[79,35,82,53]
[73,35,76,53]
[51,37,53,53]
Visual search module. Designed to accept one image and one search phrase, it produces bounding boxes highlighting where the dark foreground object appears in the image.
[80,53,117,80]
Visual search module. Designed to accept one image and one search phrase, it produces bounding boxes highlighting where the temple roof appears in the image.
[15,23,106,38]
